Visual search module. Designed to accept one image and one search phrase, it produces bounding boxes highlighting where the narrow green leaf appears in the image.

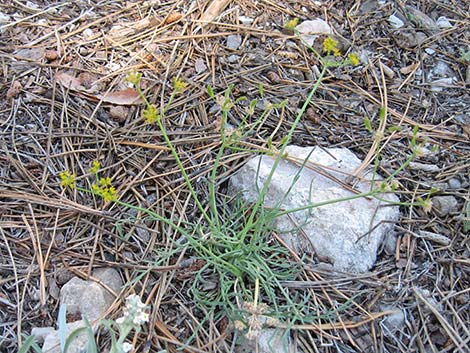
[18,335,42,353]
[207,85,215,98]
[364,116,373,133]
[58,304,67,352]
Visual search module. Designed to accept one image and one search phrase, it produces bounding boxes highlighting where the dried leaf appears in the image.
[44,50,59,61]
[400,62,419,75]
[55,72,85,91]
[200,0,231,25]
[7,80,22,99]
[97,88,143,105]
[165,12,182,25]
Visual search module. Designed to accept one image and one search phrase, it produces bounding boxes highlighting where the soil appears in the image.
[1,1,469,352]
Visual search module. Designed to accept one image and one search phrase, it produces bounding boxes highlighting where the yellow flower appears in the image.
[59,171,76,189]
[126,71,142,86]
[90,160,101,175]
[142,104,159,124]
[284,18,299,32]
[172,77,186,93]
[101,186,118,202]
[348,53,360,66]
[92,177,118,202]
[323,37,341,56]
[99,177,112,187]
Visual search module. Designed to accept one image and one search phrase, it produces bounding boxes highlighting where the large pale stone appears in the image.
[41,320,89,353]
[37,268,122,352]
[236,329,293,353]
[60,267,122,322]
[229,146,400,273]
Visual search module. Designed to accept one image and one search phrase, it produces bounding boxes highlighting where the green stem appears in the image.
[76,187,187,235]
[136,86,211,223]
[238,64,329,241]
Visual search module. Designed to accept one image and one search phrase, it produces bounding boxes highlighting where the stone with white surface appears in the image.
[295,19,332,46]
[235,328,294,353]
[41,320,90,353]
[34,268,122,353]
[229,146,400,273]
[60,267,122,321]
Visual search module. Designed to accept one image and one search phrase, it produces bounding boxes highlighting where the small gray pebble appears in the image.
[227,54,240,63]
[448,178,461,189]
[226,34,242,50]
[432,196,459,216]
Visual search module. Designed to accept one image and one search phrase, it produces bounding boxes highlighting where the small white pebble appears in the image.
[436,16,453,29]
[83,28,94,38]
[238,15,253,25]
[0,12,10,24]
[106,62,121,72]
[388,14,404,29]
[26,1,39,9]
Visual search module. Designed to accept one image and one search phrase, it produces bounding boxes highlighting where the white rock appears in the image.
[424,47,436,55]
[0,12,10,24]
[406,6,438,30]
[409,162,440,172]
[430,77,457,91]
[239,16,254,25]
[60,268,122,322]
[31,326,55,344]
[295,19,332,46]
[41,320,90,353]
[82,28,94,38]
[236,329,293,353]
[431,61,454,78]
[380,305,405,333]
[436,16,453,29]
[106,62,121,72]
[26,1,39,9]
[382,232,397,255]
[227,54,240,63]
[388,14,404,29]
[229,146,400,273]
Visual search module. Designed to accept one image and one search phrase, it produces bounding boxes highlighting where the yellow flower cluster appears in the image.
[142,104,159,124]
[126,72,142,86]
[90,160,101,175]
[322,37,341,56]
[348,53,360,66]
[284,17,299,31]
[92,177,118,202]
[322,37,360,66]
[59,171,76,189]
[172,77,186,93]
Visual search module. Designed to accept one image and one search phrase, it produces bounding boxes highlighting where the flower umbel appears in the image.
[92,177,118,202]
[348,53,360,66]
[112,294,149,353]
[90,160,101,175]
[126,72,142,86]
[172,77,186,93]
[59,171,76,189]
[323,37,341,56]
[284,17,299,32]
[121,342,133,353]
[142,104,159,124]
